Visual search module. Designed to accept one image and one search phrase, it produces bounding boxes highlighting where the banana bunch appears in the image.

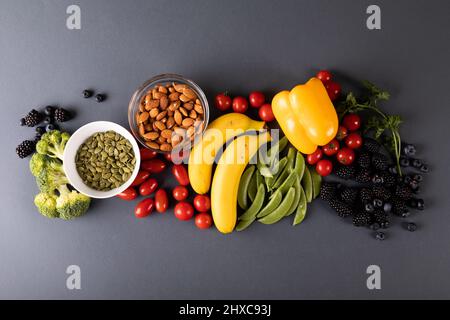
[235,137,322,231]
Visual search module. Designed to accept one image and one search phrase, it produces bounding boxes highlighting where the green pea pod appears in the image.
[294,152,305,181]
[257,163,273,178]
[240,184,265,221]
[266,157,287,189]
[237,165,255,210]
[257,189,283,218]
[274,171,297,197]
[248,169,258,202]
[301,165,313,203]
[285,177,302,216]
[258,187,296,224]
[310,166,322,199]
[236,216,256,231]
[293,185,307,225]
[256,168,264,187]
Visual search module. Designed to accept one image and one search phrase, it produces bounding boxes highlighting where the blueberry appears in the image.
[400,210,411,218]
[44,106,55,116]
[45,123,57,132]
[375,231,386,240]
[35,126,45,134]
[400,157,410,167]
[20,118,25,126]
[403,144,416,156]
[43,116,53,124]
[420,164,429,173]
[416,199,425,210]
[383,202,392,213]
[373,199,383,208]
[370,223,380,230]
[404,175,412,184]
[406,222,417,232]
[413,174,423,182]
[412,159,423,168]
[83,89,93,98]
[365,203,375,213]
[95,93,106,102]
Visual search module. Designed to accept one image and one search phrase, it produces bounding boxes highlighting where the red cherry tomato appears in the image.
[336,147,355,165]
[139,148,157,160]
[322,139,340,156]
[174,202,194,221]
[306,148,323,165]
[141,159,166,173]
[171,164,189,186]
[193,195,211,212]
[336,125,348,141]
[326,81,341,101]
[116,187,138,201]
[172,185,189,201]
[232,96,248,113]
[155,189,169,213]
[134,198,154,218]
[130,170,150,187]
[164,153,172,162]
[195,212,213,229]
[316,70,332,84]
[342,114,361,131]
[139,178,158,196]
[258,103,275,122]
[249,91,265,108]
[316,159,333,177]
[164,150,190,164]
[345,133,363,149]
[215,93,232,112]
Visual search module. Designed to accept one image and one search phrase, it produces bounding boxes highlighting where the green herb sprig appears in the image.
[337,81,403,175]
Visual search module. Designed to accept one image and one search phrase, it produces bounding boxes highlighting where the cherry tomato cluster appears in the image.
[307,113,363,177]
[316,70,342,101]
[117,147,213,230]
[215,91,275,122]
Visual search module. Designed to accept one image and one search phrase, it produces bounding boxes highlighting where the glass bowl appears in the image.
[128,74,209,154]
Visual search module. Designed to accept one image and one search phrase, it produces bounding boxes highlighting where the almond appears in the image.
[173,82,188,93]
[145,99,159,110]
[157,136,166,144]
[168,87,175,93]
[187,126,195,137]
[145,141,160,149]
[179,94,191,102]
[149,108,159,118]
[144,94,152,105]
[158,86,168,94]
[138,123,145,136]
[144,123,152,131]
[194,104,204,114]
[173,127,186,137]
[160,143,172,152]
[138,112,149,123]
[182,88,197,99]
[174,110,183,125]
[143,132,159,141]
[154,121,166,131]
[156,110,167,121]
[161,129,173,139]
[167,110,174,117]
[195,98,201,105]
[189,110,197,119]
[183,102,194,110]
[171,135,182,147]
[169,92,180,101]
[160,95,169,109]
[166,117,175,129]
[179,106,188,117]
[139,103,145,113]
[153,91,163,99]
[182,118,194,128]
[169,100,181,111]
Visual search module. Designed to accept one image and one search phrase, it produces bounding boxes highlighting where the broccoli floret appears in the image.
[36,130,70,160]
[36,166,69,193]
[29,153,64,177]
[34,192,59,218]
[56,185,91,220]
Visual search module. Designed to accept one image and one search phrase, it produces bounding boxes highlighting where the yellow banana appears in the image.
[188,113,265,194]
[211,131,271,234]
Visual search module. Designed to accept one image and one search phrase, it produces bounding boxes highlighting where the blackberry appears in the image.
[373,198,384,208]
[383,202,392,213]
[319,182,338,201]
[328,198,354,217]
[352,212,371,227]
[54,107,71,122]
[363,138,380,153]
[355,168,372,183]
[334,165,356,180]
[371,173,384,184]
[24,109,42,127]
[395,184,413,200]
[340,187,359,205]
[357,151,371,168]
[370,223,380,230]
[373,210,389,227]
[365,203,375,213]
[371,153,389,171]
[360,188,373,204]
[380,172,396,187]
[372,186,392,201]
[16,140,35,158]
[392,197,409,217]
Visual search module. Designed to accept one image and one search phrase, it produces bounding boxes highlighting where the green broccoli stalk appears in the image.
[56,184,91,220]
[36,166,69,193]
[29,153,64,177]
[36,130,70,160]
[34,191,59,218]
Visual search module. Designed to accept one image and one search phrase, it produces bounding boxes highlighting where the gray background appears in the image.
[0,0,449,299]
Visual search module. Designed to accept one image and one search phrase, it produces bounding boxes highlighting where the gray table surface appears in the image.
[1,0,449,299]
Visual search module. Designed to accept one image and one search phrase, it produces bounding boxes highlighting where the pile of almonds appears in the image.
[136,82,204,151]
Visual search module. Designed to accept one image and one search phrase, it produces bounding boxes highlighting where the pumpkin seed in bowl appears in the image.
[75,131,136,191]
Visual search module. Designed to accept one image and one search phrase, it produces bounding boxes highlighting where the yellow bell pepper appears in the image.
[272,77,338,154]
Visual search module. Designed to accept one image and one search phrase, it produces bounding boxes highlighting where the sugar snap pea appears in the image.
[248,169,258,202]
[239,184,265,221]
[258,187,296,224]
[301,165,313,203]
[238,165,255,210]
[310,167,322,199]
[256,169,264,187]
[256,189,283,218]
[236,216,256,231]
[285,177,302,217]
[294,152,305,181]
[263,136,288,165]
[276,171,298,196]
[293,185,307,225]
[266,157,287,188]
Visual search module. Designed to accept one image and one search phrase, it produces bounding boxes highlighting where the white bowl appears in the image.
[63,121,141,199]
